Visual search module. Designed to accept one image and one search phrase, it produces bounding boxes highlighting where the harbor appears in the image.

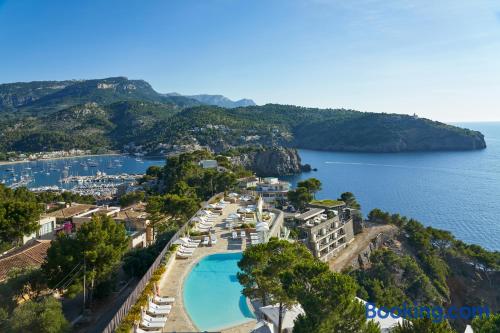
[0,154,164,197]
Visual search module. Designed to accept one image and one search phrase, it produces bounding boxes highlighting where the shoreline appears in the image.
[0,153,123,166]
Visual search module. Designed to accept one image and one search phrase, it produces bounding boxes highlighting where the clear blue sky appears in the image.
[1,0,499,122]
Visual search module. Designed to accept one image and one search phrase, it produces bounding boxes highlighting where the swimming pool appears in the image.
[183,252,255,331]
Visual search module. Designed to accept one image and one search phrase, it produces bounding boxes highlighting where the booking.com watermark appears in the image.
[365,302,490,323]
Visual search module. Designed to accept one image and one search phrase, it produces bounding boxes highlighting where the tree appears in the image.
[162,194,199,222]
[7,296,69,333]
[287,187,313,211]
[0,185,42,248]
[238,239,314,332]
[297,178,322,198]
[43,215,128,306]
[472,313,500,333]
[119,191,145,207]
[282,261,380,333]
[391,318,454,333]
[339,192,361,210]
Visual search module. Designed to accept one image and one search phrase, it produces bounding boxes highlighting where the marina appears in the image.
[0,154,165,197]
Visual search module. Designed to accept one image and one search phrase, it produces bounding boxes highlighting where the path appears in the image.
[329,223,396,272]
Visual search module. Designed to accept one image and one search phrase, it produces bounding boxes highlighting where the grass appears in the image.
[310,199,345,207]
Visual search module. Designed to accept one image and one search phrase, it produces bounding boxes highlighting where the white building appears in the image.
[199,159,218,169]
[255,177,291,203]
[22,215,57,244]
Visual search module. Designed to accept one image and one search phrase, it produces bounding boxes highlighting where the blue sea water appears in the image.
[0,155,165,189]
[183,252,255,331]
[285,122,500,251]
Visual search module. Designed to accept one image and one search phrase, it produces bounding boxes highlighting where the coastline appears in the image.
[0,152,122,166]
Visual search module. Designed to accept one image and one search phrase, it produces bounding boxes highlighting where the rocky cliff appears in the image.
[231,147,304,177]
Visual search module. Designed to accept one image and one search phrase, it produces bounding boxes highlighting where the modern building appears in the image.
[199,159,218,169]
[22,215,57,244]
[255,177,291,203]
[297,202,355,262]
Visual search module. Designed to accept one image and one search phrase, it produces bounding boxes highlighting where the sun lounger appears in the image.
[154,295,175,304]
[178,247,195,254]
[250,236,259,240]
[232,231,238,239]
[136,327,162,333]
[251,239,259,245]
[142,313,168,323]
[250,233,258,237]
[186,237,201,244]
[210,235,217,244]
[203,236,209,246]
[147,306,171,316]
[149,302,172,311]
[240,231,246,238]
[176,251,192,258]
[140,320,165,329]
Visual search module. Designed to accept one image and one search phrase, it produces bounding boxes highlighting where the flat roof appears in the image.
[295,208,325,221]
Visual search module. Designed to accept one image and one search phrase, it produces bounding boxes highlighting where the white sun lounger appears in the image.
[149,301,172,310]
[136,327,162,333]
[147,306,171,316]
[232,231,238,239]
[210,235,217,244]
[203,236,209,246]
[154,295,175,304]
[178,247,195,254]
[250,233,258,237]
[176,251,192,258]
[186,237,201,244]
[240,231,246,238]
[140,320,165,329]
[142,313,168,323]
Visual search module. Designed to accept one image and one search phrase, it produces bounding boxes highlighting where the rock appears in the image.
[231,146,304,177]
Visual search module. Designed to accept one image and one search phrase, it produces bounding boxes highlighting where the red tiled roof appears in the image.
[0,240,51,281]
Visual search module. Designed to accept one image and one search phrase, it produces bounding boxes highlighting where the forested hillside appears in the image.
[0,77,486,154]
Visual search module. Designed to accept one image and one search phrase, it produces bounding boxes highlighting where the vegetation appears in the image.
[472,313,500,333]
[287,178,323,210]
[297,178,322,198]
[391,318,455,333]
[238,238,381,333]
[0,185,43,250]
[43,214,129,306]
[310,199,345,207]
[118,191,145,207]
[0,78,485,154]
[5,296,69,333]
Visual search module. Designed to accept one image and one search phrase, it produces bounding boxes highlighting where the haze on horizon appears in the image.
[0,0,499,122]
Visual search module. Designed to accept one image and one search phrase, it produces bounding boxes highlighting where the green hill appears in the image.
[0,78,487,154]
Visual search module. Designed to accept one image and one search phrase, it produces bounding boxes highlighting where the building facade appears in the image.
[255,177,291,203]
[297,204,355,262]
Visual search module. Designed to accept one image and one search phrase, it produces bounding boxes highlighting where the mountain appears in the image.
[165,93,256,108]
[0,77,487,154]
[0,77,201,115]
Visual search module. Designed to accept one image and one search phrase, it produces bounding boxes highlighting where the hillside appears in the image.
[0,77,487,154]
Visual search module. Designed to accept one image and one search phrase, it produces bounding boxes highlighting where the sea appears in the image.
[1,122,498,250]
[285,122,500,251]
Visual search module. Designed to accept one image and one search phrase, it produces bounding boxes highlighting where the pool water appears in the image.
[183,252,255,331]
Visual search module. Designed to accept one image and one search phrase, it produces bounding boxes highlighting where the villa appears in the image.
[254,177,291,204]
[22,215,57,244]
[296,201,355,262]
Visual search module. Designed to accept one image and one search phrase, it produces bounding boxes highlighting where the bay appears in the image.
[285,122,500,251]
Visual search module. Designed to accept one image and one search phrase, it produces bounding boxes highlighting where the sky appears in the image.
[0,0,499,122]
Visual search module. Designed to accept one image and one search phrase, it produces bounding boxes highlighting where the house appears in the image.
[199,159,218,169]
[238,176,259,189]
[72,205,120,230]
[113,202,152,248]
[297,202,355,261]
[255,177,291,204]
[0,240,51,282]
[44,203,97,224]
[22,215,57,244]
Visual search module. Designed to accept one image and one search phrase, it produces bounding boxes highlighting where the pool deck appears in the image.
[160,203,258,333]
